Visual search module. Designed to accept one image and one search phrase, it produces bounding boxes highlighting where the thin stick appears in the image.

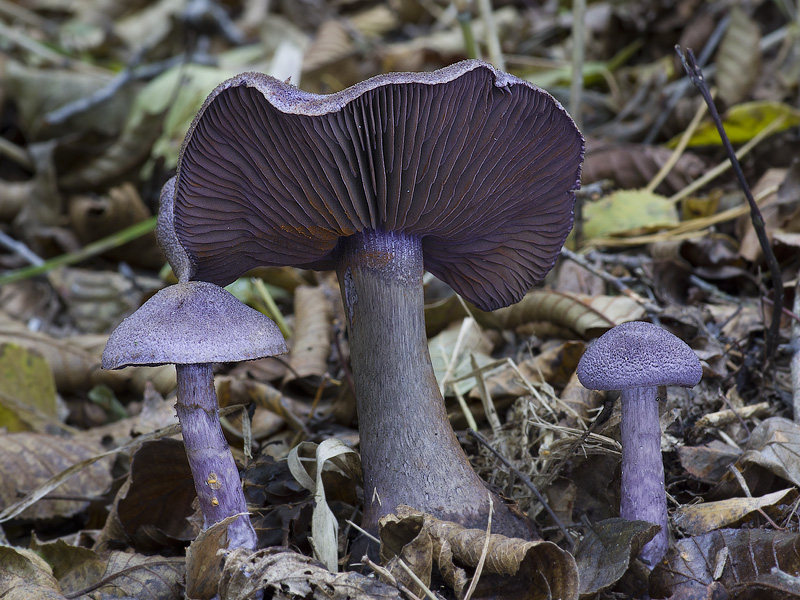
[646,96,708,193]
[676,46,784,362]
[476,0,504,70]
[668,115,786,204]
[463,494,492,600]
[467,429,574,549]
[793,279,800,422]
[570,0,586,247]
[0,216,157,286]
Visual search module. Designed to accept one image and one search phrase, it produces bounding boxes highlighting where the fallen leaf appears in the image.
[573,518,659,596]
[218,547,403,600]
[380,505,579,600]
[673,488,797,535]
[583,189,680,240]
[0,343,58,432]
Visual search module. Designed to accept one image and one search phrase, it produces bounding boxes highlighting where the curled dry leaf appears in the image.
[284,285,333,391]
[673,488,797,536]
[218,547,403,600]
[287,438,362,572]
[678,440,741,484]
[0,546,63,600]
[495,290,646,339]
[0,432,112,521]
[379,505,579,600]
[739,417,800,488]
[650,528,800,599]
[186,516,244,600]
[716,6,762,107]
[573,518,659,596]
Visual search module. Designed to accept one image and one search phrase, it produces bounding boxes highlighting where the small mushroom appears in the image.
[102,275,286,550]
[576,321,702,567]
[163,60,583,537]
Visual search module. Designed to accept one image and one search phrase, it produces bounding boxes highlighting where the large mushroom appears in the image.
[103,181,288,550]
[162,60,584,537]
[576,321,702,567]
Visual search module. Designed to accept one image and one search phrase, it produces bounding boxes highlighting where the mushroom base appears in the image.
[337,230,532,540]
[619,387,669,567]
[176,363,257,550]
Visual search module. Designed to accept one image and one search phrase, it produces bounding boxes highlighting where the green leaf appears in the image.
[0,344,58,432]
[669,101,800,148]
[583,189,679,240]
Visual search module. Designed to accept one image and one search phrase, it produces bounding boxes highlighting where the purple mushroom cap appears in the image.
[102,281,287,368]
[168,59,584,312]
[576,321,702,391]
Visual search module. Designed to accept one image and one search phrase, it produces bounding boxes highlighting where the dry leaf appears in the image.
[0,432,112,521]
[716,6,761,106]
[0,546,63,599]
[287,438,362,572]
[573,518,659,596]
[284,285,333,391]
[0,343,58,432]
[740,417,800,488]
[380,505,579,600]
[218,547,403,600]
[650,529,800,599]
[673,488,797,535]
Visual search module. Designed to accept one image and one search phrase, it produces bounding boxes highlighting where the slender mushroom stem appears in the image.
[175,363,258,550]
[619,386,668,567]
[336,230,530,537]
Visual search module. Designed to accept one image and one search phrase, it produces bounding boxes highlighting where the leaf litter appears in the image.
[0,0,800,599]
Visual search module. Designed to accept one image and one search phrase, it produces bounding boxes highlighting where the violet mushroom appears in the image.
[103,181,287,550]
[163,60,583,537]
[576,321,702,567]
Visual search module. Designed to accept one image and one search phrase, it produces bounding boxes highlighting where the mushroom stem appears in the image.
[619,386,668,566]
[175,363,257,550]
[336,230,530,537]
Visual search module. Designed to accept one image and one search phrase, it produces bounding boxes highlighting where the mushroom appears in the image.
[163,60,584,537]
[576,321,702,567]
[103,182,287,550]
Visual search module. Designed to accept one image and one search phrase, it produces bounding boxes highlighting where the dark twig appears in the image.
[676,46,784,362]
[466,428,574,549]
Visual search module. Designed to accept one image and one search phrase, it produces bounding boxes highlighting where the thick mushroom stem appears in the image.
[336,230,530,537]
[619,386,668,567]
[175,363,257,550]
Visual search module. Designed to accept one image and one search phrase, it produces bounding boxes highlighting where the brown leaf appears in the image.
[0,546,64,600]
[67,183,163,269]
[0,433,112,521]
[284,285,333,391]
[573,518,659,596]
[673,488,797,536]
[76,551,184,599]
[740,417,800,488]
[495,290,646,339]
[98,438,198,553]
[218,547,403,600]
[678,441,741,484]
[582,139,706,195]
[379,505,579,600]
[650,529,800,599]
[186,517,240,600]
[716,6,762,106]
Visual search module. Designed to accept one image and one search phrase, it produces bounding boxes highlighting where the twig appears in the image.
[792,279,800,421]
[646,95,708,193]
[560,247,662,314]
[0,230,44,267]
[668,115,786,205]
[676,46,784,362]
[463,494,492,600]
[643,15,729,144]
[0,137,34,171]
[467,429,574,549]
[476,0,504,70]
[455,0,479,59]
[569,0,586,247]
